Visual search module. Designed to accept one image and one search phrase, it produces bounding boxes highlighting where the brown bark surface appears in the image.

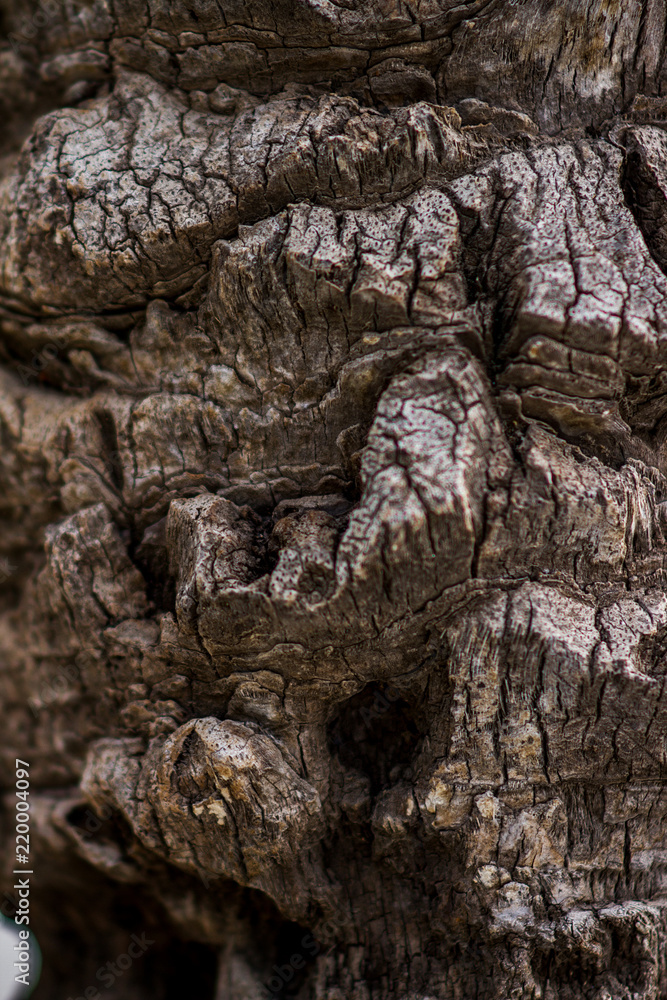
[2,1,667,998]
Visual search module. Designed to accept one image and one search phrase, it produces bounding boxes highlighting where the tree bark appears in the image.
[2,1,667,998]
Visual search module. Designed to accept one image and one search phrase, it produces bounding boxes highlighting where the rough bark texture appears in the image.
[4,1,667,998]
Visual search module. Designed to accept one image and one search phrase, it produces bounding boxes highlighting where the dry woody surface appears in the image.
[1,1,667,998]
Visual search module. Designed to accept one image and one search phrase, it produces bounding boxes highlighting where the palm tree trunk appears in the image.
[1,1,667,997]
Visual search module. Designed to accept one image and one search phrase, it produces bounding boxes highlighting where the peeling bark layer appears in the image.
[3,2,667,999]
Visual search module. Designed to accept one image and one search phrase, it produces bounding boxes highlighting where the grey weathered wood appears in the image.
[2,1,667,997]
